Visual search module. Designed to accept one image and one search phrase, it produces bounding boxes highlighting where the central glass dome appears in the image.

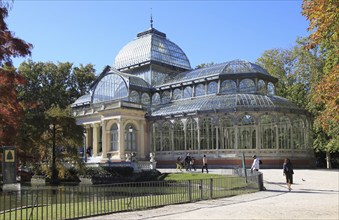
[114,27,191,71]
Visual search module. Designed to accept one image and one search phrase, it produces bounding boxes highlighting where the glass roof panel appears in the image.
[114,31,191,70]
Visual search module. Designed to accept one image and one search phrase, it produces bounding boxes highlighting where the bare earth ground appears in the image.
[86,169,339,220]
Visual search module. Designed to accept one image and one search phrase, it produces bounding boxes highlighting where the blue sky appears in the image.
[7,0,309,74]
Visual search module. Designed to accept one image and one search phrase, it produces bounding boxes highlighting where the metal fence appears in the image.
[0,173,261,220]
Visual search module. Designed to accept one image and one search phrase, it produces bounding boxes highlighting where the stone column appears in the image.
[92,123,100,157]
[118,119,125,161]
[139,120,146,159]
[101,121,107,159]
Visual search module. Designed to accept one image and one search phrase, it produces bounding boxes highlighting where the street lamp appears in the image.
[50,124,59,185]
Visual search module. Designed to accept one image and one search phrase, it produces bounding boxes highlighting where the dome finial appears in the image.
[150,8,153,28]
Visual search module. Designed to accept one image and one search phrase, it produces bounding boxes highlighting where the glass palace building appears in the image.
[72,24,314,168]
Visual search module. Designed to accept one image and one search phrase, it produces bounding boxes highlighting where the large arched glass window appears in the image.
[125,124,136,152]
[200,118,216,150]
[195,84,205,97]
[239,79,255,93]
[174,120,185,150]
[173,88,182,100]
[293,118,305,149]
[162,91,171,104]
[278,116,291,149]
[152,93,161,105]
[219,117,235,149]
[268,82,275,95]
[152,123,161,152]
[257,80,266,94]
[129,90,140,103]
[162,122,171,151]
[186,118,198,150]
[238,115,255,149]
[93,74,128,103]
[141,93,150,105]
[207,82,218,94]
[110,124,118,151]
[183,86,192,98]
[260,115,275,149]
[221,80,237,94]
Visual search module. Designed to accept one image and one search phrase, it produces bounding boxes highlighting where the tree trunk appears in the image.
[326,151,332,169]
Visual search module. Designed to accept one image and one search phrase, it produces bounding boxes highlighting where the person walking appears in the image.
[190,157,196,171]
[251,155,260,172]
[202,155,208,173]
[283,158,294,191]
[184,153,192,171]
[176,156,183,172]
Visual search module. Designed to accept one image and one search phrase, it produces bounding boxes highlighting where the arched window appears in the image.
[293,118,305,149]
[162,91,171,104]
[221,80,237,94]
[268,82,275,95]
[152,93,161,105]
[174,120,185,150]
[207,82,218,94]
[239,79,255,93]
[173,88,182,100]
[152,123,161,152]
[278,116,291,149]
[238,115,255,149]
[257,80,266,94]
[110,124,118,151]
[219,117,235,149]
[183,86,192,98]
[162,122,171,151]
[186,118,198,150]
[141,93,150,105]
[125,124,136,152]
[260,115,275,149]
[129,90,140,103]
[200,118,216,150]
[93,74,128,103]
[195,84,205,97]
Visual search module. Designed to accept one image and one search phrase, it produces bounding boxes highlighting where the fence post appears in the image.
[258,172,265,191]
[210,179,213,199]
[188,180,192,202]
[200,179,203,200]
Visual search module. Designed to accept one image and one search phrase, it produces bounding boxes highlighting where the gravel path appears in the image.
[86,169,339,220]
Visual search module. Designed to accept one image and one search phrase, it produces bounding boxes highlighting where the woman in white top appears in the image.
[251,155,260,171]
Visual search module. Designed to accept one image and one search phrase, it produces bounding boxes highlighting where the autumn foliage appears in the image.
[302,0,339,135]
[0,2,32,145]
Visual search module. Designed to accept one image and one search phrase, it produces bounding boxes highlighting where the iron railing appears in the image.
[0,173,261,220]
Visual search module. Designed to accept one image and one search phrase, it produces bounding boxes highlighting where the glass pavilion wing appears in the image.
[222,59,270,75]
[151,94,303,117]
[71,93,91,107]
[162,62,229,85]
[92,73,129,104]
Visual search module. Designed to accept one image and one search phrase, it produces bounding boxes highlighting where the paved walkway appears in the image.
[86,169,339,220]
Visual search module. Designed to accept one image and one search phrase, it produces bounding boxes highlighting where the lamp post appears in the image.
[50,124,59,185]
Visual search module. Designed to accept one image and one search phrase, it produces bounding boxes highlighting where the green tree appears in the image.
[17,61,96,178]
[256,38,324,109]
